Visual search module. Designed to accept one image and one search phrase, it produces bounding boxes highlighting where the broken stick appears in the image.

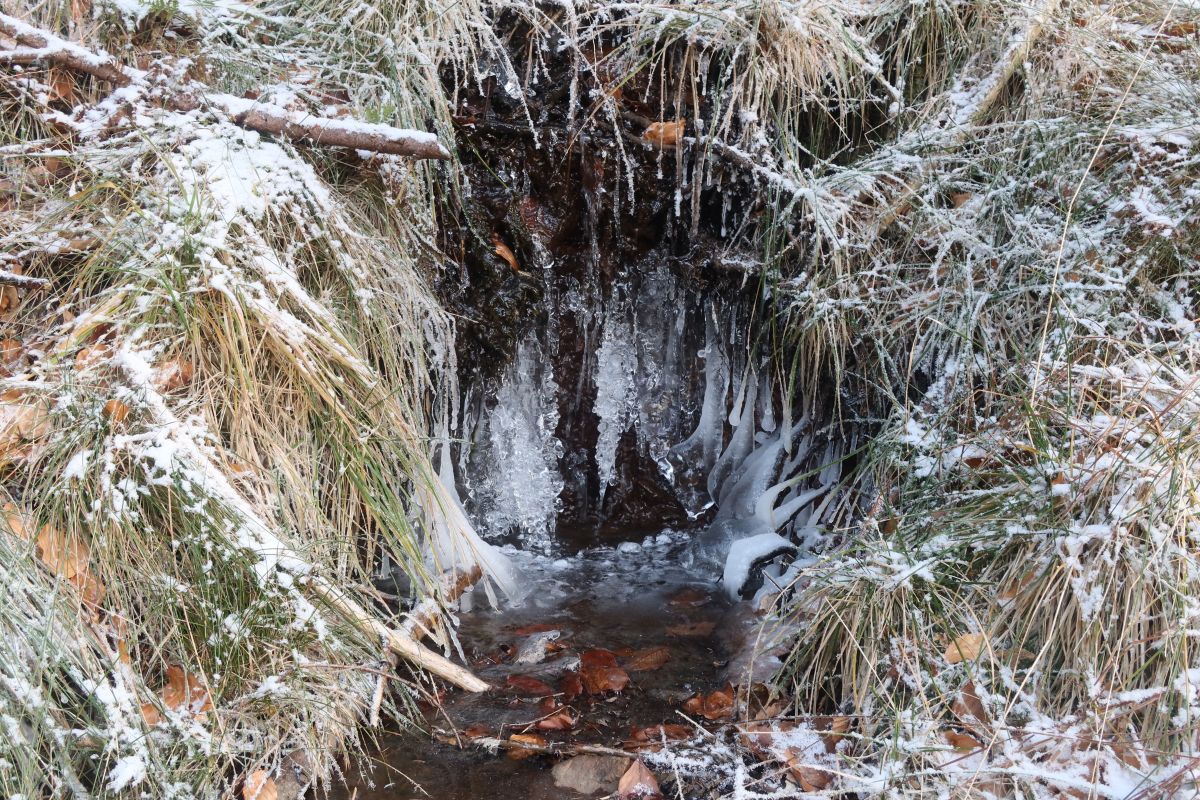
[0,13,450,160]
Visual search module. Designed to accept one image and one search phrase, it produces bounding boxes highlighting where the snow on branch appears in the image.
[0,13,450,160]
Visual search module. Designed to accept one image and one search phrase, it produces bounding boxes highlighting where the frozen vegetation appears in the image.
[2,0,1199,798]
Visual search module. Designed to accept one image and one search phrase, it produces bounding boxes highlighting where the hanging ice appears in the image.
[470,335,564,550]
[592,305,638,502]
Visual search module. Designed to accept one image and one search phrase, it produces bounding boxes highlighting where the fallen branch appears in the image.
[0,269,49,289]
[455,734,633,760]
[369,564,487,723]
[0,13,450,160]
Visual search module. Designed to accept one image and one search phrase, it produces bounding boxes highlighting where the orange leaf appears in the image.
[3,501,31,540]
[161,665,213,717]
[581,665,630,695]
[642,119,686,147]
[154,358,195,393]
[535,708,576,731]
[36,525,89,579]
[683,685,734,720]
[944,632,986,664]
[624,724,691,751]
[581,649,619,668]
[490,234,520,274]
[945,730,983,751]
[559,670,583,700]
[0,338,21,363]
[618,759,662,800]
[507,733,546,760]
[243,770,277,800]
[102,399,130,423]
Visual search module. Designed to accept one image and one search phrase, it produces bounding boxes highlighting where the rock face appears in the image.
[552,755,632,795]
[440,81,763,548]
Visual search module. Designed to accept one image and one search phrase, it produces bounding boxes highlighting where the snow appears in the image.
[722,532,795,599]
[106,754,147,792]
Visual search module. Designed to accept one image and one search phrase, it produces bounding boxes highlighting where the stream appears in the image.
[334,532,753,799]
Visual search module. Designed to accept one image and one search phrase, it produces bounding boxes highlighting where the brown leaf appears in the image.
[74,344,111,371]
[505,674,555,697]
[642,119,686,148]
[2,502,31,540]
[506,733,546,760]
[952,680,990,731]
[580,648,618,668]
[624,646,671,672]
[49,68,76,105]
[944,632,986,664]
[667,587,709,607]
[618,759,662,800]
[560,670,583,700]
[154,358,195,393]
[624,724,692,751]
[36,525,89,580]
[581,665,630,695]
[665,620,715,638]
[535,708,576,731]
[462,723,491,739]
[945,730,983,751]
[161,665,213,717]
[243,770,277,800]
[490,234,521,274]
[0,286,19,320]
[682,685,734,720]
[102,399,130,423]
[951,192,973,208]
[0,339,21,363]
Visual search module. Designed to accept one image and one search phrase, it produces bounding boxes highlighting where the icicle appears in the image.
[593,304,637,502]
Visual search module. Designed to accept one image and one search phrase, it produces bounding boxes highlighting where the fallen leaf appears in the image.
[491,233,520,274]
[2,501,31,540]
[624,724,692,751]
[154,358,195,393]
[161,665,213,717]
[506,732,546,760]
[952,680,991,733]
[581,665,630,695]
[0,339,20,362]
[505,674,555,697]
[102,399,130,423]
[618,759,662,800]
[462,723,491,739]
[624,646,671,672]
[682,685,734,720]
[74,344,111,370]
[951,192,973,208]
[944,632,986,664]
[535,708,576,731]
[581,648,619,668]
[945,730,983,751]
[667,587,709,607]
[243,770,277,800]
[0,286,18,320]
[666,620,715,638]
[642,119,685,148]
[560,670,584,700]
[36,525,89,580]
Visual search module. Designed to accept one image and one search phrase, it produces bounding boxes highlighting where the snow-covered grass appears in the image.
[0,0,489,796]
[4,0,1199,797]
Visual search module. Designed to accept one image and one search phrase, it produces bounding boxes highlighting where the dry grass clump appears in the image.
[0,0,506,797]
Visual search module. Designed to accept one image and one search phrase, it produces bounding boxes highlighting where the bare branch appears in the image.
[0,13,450,160]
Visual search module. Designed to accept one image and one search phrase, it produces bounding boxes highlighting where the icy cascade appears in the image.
[465,335,564,551]
[592,304,638,501]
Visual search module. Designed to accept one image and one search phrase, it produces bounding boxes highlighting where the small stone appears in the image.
[618,541,641,554]
[552,755,631,795]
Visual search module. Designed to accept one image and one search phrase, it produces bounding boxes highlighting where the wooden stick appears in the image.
[459,734,633,759]
[0,13,450,160]
[0,269,49,289]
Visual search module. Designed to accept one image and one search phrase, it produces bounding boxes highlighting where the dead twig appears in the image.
[0,13,450,160]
